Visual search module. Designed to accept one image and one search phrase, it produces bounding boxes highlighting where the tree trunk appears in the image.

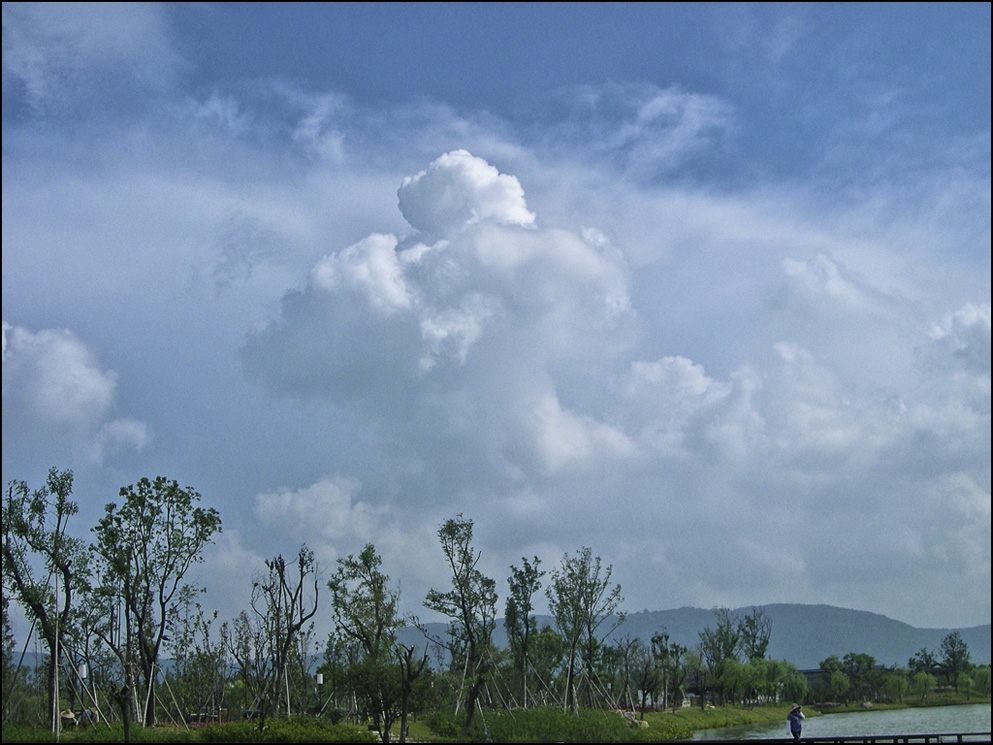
[48,650,58,735]
[565,647,578,715]
[398,691,410,744]
[40,628,60,732]
[113,669,135,744]
[141,665,156,725]
[460,674,486,738]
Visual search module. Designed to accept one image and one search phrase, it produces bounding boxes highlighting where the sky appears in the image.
[2,3,990,640]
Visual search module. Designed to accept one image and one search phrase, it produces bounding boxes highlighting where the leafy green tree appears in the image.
[58,591,114,717]
[528,624,566,706]
[683,650,708,708]
[882,672,908,703]
[908,647,938,675]
[867,666,889,703]
[743,658,767,705]
[819,655,843,676]
[422,515,497,738]
[395,641,428,744]
[973,666,991,696]
[697,607,741,704]
[957,672,974,700]
[743,657,773,704]
[842,652,876,703]
[2,593,19,722]
[780,661,808,705]
[546,546,623,714]
[2,468,87,730]
[547,560,584,715]
[829,669,849,702]
[818,655,843,702]
[348,654,402,740]
[753,658,784,703]
[328,545,402,660]
[910,670,937,702]
[504,556,544,709]
[718,657,746,705]
[939,631,971,692]
[91,476,221,727]
[328,543,420,743]
[314,630,351,717]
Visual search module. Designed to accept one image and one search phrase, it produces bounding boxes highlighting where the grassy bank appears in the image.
[634,703,823,741]
[408,703,813,742]
[0,707,804,744]
[818,689,990,714]
[0,718,377,743]
[3,696,988,743]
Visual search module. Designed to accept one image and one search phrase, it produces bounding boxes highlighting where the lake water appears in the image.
[689,703,991,740]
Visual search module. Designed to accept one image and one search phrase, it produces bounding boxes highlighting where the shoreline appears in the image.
[640,697,991,740]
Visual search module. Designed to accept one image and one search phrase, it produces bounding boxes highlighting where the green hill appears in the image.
[402,603,991,670]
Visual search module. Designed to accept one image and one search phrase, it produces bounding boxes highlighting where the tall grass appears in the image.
[0,717,376,743]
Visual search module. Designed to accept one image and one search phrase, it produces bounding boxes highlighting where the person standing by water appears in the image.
[787,704,805,741]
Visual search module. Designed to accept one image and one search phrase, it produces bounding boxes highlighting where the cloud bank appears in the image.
[2,4,988,633]
[240,149,989,625]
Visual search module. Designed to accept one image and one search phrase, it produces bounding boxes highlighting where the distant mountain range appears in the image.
[11,604,987,674]
[400,604,991,670]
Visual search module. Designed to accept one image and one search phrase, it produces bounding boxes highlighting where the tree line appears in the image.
[813,632,989,706]
[2,469,987,743]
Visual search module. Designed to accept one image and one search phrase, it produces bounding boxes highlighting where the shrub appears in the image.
[637,713,694,741]
[197,716,375,742]
[466,706,635,743]
[424,709,461,738]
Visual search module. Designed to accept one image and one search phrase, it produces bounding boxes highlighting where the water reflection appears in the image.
[689,703,991,741]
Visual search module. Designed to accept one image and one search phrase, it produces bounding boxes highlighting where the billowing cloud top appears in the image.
[398,150,536,236]
[245,152,633,449]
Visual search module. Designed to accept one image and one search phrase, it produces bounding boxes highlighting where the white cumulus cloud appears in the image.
[1,321,149,465]
[2,322,117,430]
[312,233,413,314]
[244,152,636,481]
[398,149,536,237]
[254,475,386,549]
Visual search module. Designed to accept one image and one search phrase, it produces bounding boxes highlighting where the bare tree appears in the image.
[250,546,319,719]
[630,638,660,717]
[612,635,643,710]
[652,630,687,710]
[738,608,771,661]
[395,642,427,744]
[223,610,268,714]
[168,587,227,723]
